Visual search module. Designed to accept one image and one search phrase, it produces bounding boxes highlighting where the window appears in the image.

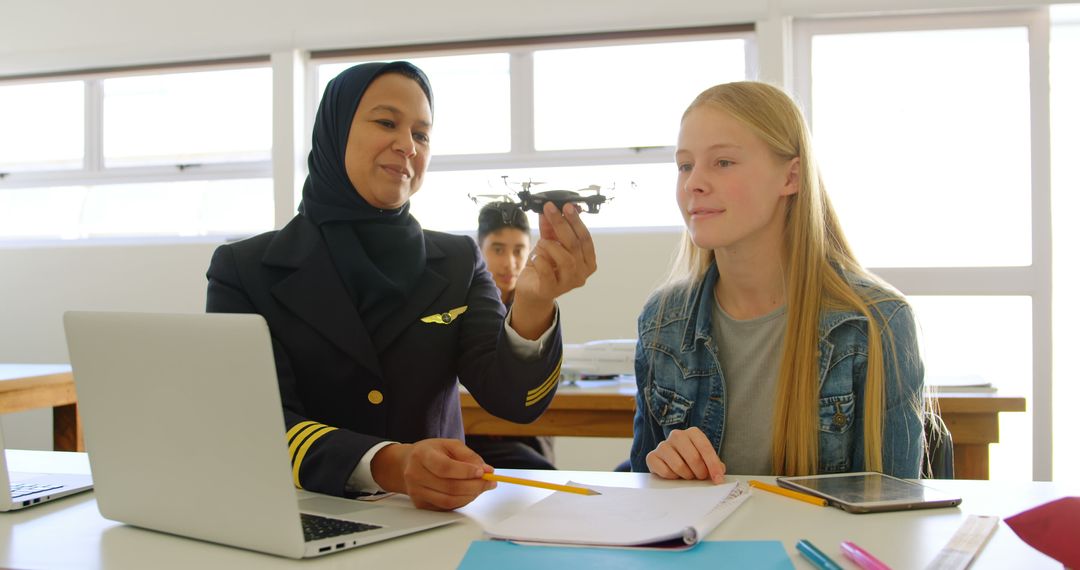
[0,62,273,242]
[909,296,1034,478]
[319,54,512,156]
[104,68,272,167]
[795,10,1051,480]
[532,40,747,151]
[809,27,1030,268]
[0,81,84,173]
[311,29,753,232]
[419,163,679,230]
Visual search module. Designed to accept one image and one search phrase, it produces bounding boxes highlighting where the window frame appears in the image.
[304,26,758,229]
[0,58,274,243]
[793,8,1053,481]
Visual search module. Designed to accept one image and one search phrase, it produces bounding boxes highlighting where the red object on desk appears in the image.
[1004,496,1080,568]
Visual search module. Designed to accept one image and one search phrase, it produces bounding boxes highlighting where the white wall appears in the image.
[0,243,214,362]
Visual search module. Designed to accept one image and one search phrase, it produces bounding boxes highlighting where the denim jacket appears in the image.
[630,263,925,478]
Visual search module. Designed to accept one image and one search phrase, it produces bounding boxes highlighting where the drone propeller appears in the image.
[468,193,515,205]
[501,177,546,192]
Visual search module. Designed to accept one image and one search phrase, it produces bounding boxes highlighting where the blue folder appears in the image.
[457,540,794,569]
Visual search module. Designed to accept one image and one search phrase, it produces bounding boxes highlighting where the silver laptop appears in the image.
[0,425,93,511]
[63,311,460,559]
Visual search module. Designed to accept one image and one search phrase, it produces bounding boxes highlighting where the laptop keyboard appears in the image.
[10,482,64,499]
[300,513,381,541]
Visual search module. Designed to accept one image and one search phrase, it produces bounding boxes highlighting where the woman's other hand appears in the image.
[645,427,726,483]
[371,439,496,511]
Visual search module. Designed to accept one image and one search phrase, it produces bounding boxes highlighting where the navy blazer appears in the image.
[206,214,562,496]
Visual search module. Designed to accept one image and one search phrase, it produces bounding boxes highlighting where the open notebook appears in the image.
[483,480,749,549]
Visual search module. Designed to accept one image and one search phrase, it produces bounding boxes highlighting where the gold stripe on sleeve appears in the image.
[291,426,338,489]
[525,359,562,407]
[286,420,318,443]
[526,357,562,397]
[288,422,326,461]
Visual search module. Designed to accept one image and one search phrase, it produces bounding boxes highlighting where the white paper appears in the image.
[484,481,747,547]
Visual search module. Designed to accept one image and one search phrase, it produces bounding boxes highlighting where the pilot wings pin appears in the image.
[420,305,468,325]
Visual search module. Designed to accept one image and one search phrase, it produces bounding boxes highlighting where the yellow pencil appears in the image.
[749,480,828,507]
[481,473,601,496]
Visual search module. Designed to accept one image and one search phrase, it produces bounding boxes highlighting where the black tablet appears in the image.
[775,472,962,514]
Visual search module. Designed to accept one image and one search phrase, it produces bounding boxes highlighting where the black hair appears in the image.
[478,202,530,244]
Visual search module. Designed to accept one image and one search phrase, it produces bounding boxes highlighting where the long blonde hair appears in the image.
[667,81,899,475]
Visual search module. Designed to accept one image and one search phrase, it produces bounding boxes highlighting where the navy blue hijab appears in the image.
[298,61,434,334]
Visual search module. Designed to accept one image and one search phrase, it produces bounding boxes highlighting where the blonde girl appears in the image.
[630,82,924,480]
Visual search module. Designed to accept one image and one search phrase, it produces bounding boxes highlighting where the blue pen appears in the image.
[796,539,843,570]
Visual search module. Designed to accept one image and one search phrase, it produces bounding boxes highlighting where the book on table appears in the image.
[925,374,996,393]
[482,480,750,549]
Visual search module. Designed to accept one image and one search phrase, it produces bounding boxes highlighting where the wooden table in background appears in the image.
[0,364,83,452]
[462,382,1026,480]
[937,393,1027,480]
[1,364,1025,479]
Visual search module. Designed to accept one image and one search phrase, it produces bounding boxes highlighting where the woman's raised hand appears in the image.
[510,202,598,339]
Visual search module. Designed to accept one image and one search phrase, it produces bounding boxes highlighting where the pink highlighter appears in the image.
[840,541,893,570]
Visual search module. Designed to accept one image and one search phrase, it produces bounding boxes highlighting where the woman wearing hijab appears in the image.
[206,62,596,511]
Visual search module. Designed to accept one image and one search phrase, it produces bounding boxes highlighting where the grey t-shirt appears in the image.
[711,297,786,475]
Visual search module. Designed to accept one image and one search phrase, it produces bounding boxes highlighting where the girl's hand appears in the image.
[645,427,726,483]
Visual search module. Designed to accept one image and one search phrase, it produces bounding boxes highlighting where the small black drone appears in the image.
[470,178,611,217]
[518,185,607,214]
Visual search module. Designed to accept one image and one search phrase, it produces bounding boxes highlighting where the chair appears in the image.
[922,410,955,479]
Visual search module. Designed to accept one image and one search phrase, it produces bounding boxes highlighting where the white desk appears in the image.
[0,451,1071,569]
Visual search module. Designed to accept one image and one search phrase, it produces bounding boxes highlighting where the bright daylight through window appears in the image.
[0,65,273,241]
[315,34,750,232]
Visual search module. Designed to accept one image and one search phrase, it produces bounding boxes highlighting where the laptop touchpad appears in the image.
[299,497,375,516]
